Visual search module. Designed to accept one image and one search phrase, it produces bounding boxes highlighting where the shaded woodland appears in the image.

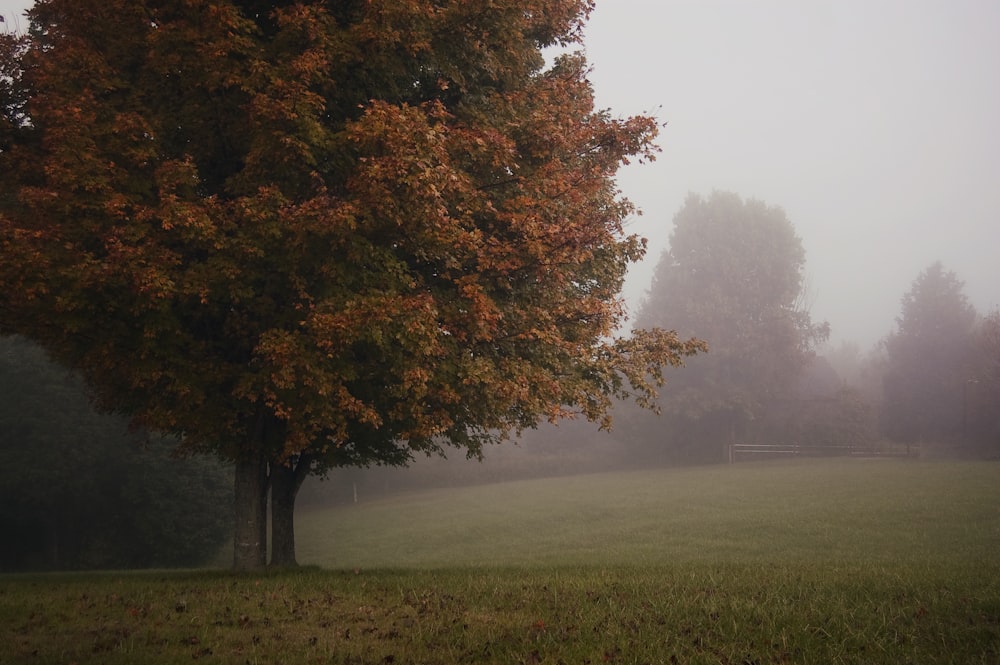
[0,335,232,571]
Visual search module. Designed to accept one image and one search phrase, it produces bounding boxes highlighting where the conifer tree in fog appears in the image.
[882,262,977,448]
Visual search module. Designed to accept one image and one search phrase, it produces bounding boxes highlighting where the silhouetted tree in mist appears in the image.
[755,359,876,452]
[881,263,977,450]
[628,191,829,462]
[965,310,1000,455]
[823,341,889,410]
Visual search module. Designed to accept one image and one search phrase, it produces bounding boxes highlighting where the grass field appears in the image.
[2,459,998,664]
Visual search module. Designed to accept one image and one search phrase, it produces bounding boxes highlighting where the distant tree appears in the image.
[824,341,867,389]
[0,336,232,571]
[0,0,702,570]
[966,310,1000,455]
[809,387,876,449]
[794,354,843,397]
[751,351,880,453]
[632,191,829,461]
[881,263,978,448]
[756,386,877,453]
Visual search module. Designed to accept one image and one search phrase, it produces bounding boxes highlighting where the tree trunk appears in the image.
[233,451,269,572]
[269,455,312,568]
[45,522,60,569]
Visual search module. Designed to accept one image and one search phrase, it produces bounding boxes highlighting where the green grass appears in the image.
[2,459,998,664]
[298,458,1000,569]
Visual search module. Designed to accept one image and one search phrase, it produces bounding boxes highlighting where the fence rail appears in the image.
[728,443,918,463]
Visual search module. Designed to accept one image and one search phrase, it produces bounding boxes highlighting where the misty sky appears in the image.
[3,0,998,349]
[583,1,1000,348]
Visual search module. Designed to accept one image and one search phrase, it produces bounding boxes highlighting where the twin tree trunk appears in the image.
[232,445,312,572]
[270,458,311,568]
[233,453,268,571]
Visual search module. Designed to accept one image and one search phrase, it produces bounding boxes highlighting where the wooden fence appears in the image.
[728,442,918,463]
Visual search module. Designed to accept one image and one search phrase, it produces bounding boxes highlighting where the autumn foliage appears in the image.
[0,0,703,569]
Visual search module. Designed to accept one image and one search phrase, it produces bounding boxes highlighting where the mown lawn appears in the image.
[2,459,998,664]
[296,458,1000,569]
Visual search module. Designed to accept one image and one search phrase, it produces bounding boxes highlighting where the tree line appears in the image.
[605,192,998,465]
[301,190,1000,504]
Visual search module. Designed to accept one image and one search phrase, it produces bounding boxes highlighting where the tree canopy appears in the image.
[881,262,978,447]
[0,0,702,569]
[632,191,828,460]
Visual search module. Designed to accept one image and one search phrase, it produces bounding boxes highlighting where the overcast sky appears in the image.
[3,0,997,349]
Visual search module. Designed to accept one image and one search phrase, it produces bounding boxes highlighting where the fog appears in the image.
[582,0,1000,348]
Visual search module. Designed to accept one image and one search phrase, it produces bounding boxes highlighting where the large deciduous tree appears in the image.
[632,191,828,461]
[0,0,702,570]
[881,262,978,448]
